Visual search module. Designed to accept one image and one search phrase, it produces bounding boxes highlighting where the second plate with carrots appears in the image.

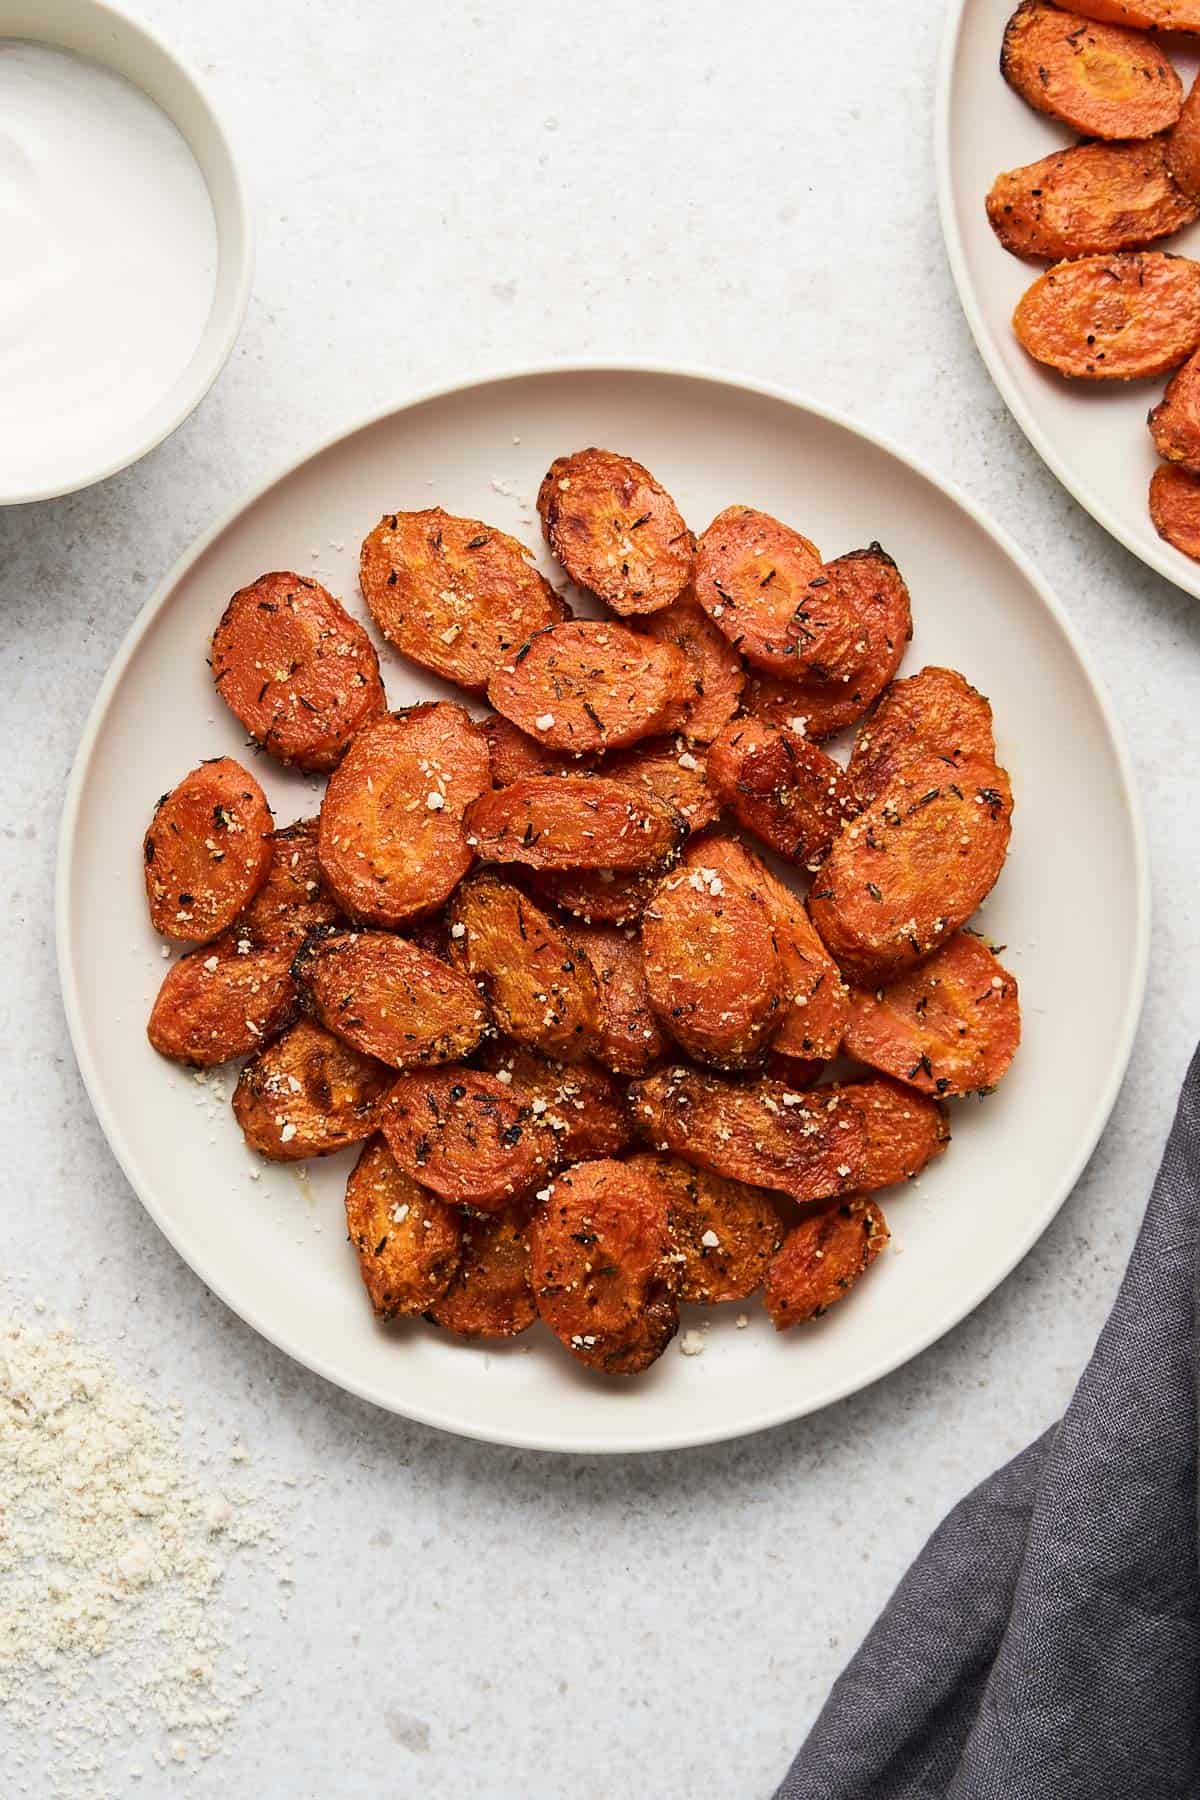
[939,0,1200,591]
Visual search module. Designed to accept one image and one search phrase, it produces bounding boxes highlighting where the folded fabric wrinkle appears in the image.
[777,1045,1200,1800]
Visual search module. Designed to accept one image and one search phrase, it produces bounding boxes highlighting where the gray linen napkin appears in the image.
[775,1047,1200,1800]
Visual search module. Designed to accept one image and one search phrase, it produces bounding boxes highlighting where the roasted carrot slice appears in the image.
[359,508,567,694]
[707,716,860,869]
[464,774,686,872]
[426,1202,536,1338]
[144,757,274,943]
[764,1198,889,1330]
[736,554,911,743]
[1149,460,1200,557]
[147,938,297,1067]
[694,833,848,1063]
[482,712,576,786]
[1148,348,1200,470]
[843,932,1020,1098]
[345,1136,462,1319]
[1001,2,1183,140]
[642,857,782,1069]
[987,140,1198,264]
[1013,251,1200,380]
[738,672,825,737]
[527,864,662,926]
[739,678,862,742]
[567,921,670,1075]
[693,505,823,674]
[1061,0,1200,30]
[537,448,693,616]
[211,572,385,772]
[1168,73,1200,204]
[796,547,911,685]
[232,1018,392,1160]
[529,1159,680,1373]
[629,1151,783,1304]
[809,754,1014,983]
[847,667,996,806]
[635,595,745,741]
[404,910,452,960]
[447,873,600,1062]
[380,1067,556,1209]
[291,926,489,1068]
[233,818,341,950]
[474,1039,632,1160]
[317,703,490,927]
[762,1052,826,1089]
[629,1067,948,1206]
[487,618,688,755]
[702,536,905,690]
[599,735,720,833]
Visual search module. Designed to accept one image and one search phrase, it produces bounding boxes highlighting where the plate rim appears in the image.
[54,359,1152,1454]
[935,0,1200,601]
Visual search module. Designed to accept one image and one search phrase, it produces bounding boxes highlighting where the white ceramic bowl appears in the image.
[56,364,1148,1454]
[0,0,253,505]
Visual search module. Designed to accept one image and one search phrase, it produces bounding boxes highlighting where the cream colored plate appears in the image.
[938,0,1200,597]
[56,366,1148,1452]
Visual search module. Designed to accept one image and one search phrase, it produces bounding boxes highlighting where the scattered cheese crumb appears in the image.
[204,1492,232,1533]
[0,1312,290,1782]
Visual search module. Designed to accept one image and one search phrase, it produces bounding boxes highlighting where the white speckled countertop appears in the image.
[3,1,1199,1794]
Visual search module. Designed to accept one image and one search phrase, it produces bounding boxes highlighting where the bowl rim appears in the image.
[0,0,254,507]
[54,360,1151,1452]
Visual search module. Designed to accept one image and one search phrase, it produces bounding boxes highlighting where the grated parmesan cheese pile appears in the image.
[0,1310,293,1793]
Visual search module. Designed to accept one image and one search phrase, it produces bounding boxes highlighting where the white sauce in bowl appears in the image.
[0,41,218,498]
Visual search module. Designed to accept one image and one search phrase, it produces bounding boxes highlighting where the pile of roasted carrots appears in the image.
[992,0,1200,557]
[140,448,1019,1374]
